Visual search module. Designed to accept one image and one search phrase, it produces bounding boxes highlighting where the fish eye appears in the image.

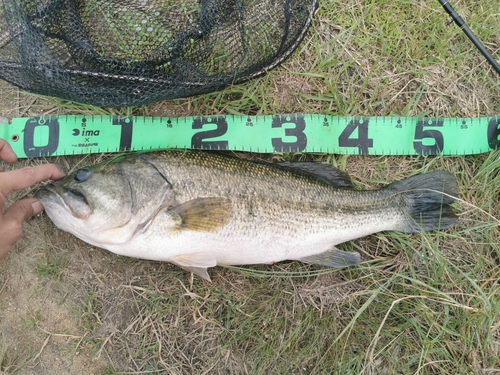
[74,168,91,182]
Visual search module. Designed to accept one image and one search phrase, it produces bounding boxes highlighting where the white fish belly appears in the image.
[105,206,404,266]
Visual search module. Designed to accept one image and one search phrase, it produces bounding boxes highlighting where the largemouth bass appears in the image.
[36,151,458,281]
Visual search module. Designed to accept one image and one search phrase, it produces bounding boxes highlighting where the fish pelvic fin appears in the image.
[170,197,232,232]
[388,171,459,233]
[298,247,361,268]
[173,252,217,282]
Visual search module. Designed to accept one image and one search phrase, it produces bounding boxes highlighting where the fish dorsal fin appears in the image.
[174,252,217,282]
[169,197,232,232]
[278,162,354,189]
[298,247,361,268]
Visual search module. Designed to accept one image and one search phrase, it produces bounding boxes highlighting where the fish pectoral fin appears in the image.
[298,247,361,268]
[173,252,217,282]
[169,198,232,232]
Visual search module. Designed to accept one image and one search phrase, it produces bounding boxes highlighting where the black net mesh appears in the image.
[0,0,317,107]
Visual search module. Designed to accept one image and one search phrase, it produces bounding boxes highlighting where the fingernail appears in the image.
[31,200,44,215]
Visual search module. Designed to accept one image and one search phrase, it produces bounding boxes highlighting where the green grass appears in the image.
[34,254,67,281]
[0,333,34,373]
[0,0,499,374]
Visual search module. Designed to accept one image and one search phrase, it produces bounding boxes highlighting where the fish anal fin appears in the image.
[298,247,361,268]
[177,265,212,282]
[278,162,353,189]
[171,197,232,232]
[173,252,217,281]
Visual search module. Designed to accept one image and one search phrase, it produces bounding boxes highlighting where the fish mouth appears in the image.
[36,184,91,220]
[65,188,89,206]
[35,185,61,204]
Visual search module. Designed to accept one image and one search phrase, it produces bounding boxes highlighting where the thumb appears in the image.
[0,199,43,259]
[3,198,44,225]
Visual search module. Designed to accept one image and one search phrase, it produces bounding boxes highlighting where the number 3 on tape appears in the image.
[271,115,307,152]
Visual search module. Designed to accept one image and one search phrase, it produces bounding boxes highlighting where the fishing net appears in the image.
[0,0,317,107]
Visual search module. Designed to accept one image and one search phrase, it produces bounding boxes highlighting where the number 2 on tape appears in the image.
[191,117,229,150]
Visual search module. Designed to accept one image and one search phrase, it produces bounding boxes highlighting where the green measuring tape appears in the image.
[1,114,499,158]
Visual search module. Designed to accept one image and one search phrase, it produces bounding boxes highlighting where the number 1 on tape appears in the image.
[0,114,499,158]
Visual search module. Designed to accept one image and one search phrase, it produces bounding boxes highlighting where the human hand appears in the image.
[0,139,65,259]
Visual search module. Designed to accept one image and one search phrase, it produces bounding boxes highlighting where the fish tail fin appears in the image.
[388,171,459,233]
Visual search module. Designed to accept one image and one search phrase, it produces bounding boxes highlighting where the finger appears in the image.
[0,164,65,195]
[0,139,18,164]
[0,198,42,260]
[4,197,43,223]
